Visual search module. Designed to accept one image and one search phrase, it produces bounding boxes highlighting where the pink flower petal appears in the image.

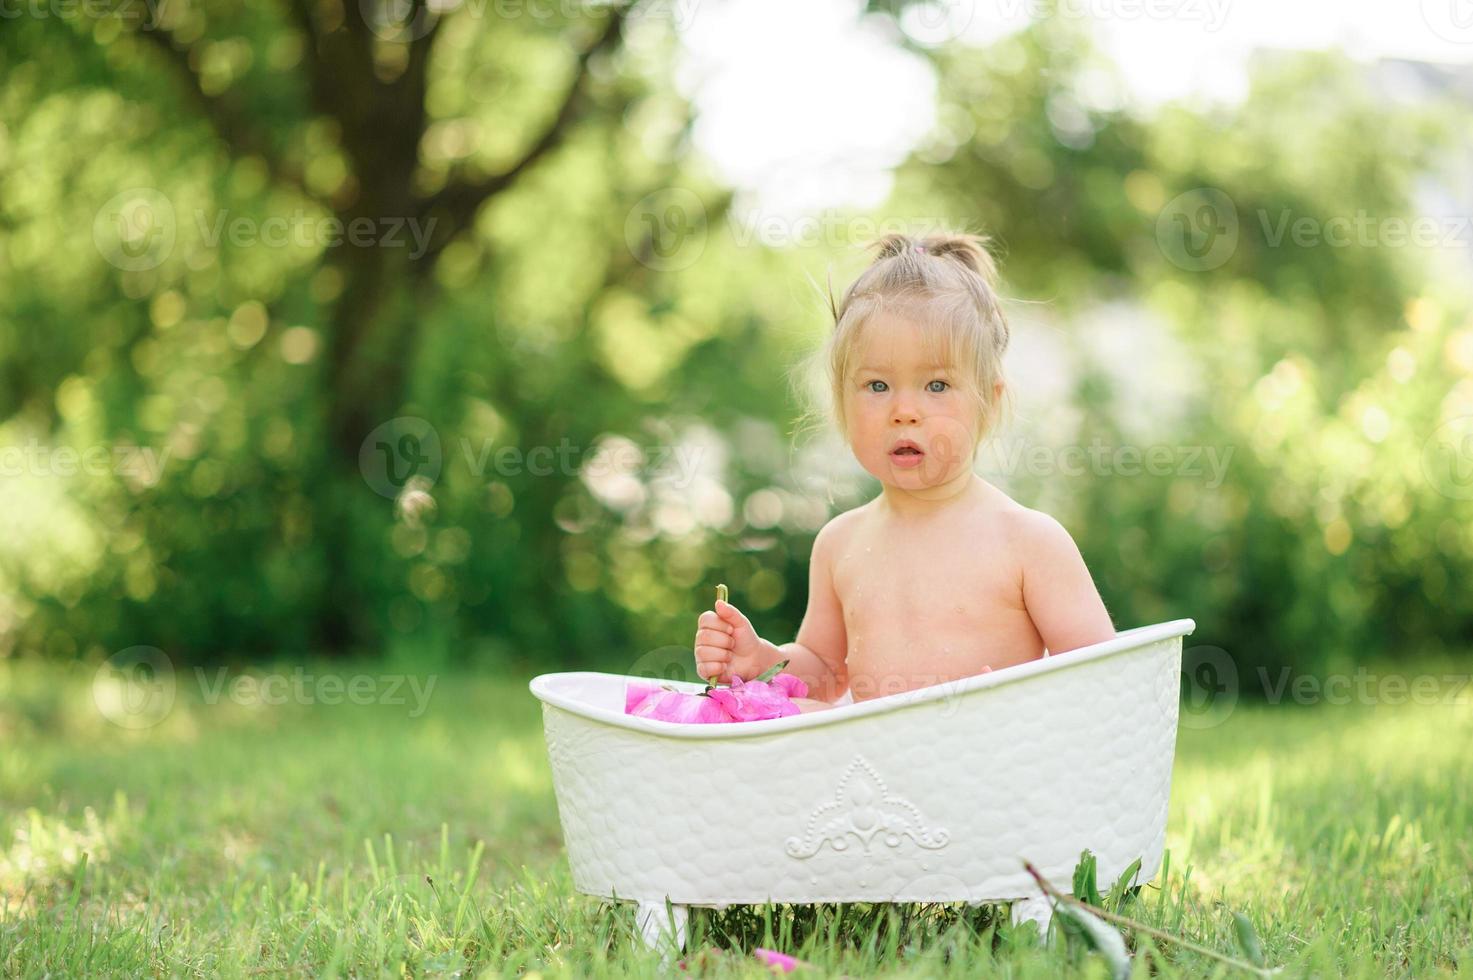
[707,679,801,721]
[753,947,802,972]
[627,688,732,724]
[771,673,809,699]
[624,681,663,714]
[623,673,809,724]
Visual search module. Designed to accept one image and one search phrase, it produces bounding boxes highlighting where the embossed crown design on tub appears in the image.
[529,619,1196,955]
[784,754,950,858]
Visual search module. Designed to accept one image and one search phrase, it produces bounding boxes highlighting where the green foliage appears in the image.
[0,7,1469,682]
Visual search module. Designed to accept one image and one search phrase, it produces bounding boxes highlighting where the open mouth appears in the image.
[889,440,925,465]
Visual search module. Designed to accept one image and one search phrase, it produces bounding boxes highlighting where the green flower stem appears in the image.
[1022,861,1277,978]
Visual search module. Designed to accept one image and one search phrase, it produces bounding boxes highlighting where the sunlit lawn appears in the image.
[2,657,1470,977]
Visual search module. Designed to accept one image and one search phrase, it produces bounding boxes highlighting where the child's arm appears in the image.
[1013,510,1115,655]
[757,517,850,703]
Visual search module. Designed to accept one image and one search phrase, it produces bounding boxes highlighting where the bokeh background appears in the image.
[3,0,1472,689]
[5,3,1473,976]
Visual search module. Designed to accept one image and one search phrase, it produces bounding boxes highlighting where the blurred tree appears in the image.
[0,0,741,660]
[2,3,1470,684]
[141,2,633,649]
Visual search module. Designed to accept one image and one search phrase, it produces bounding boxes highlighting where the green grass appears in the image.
[2,657,1470,977]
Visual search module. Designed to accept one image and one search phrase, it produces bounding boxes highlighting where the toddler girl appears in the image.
[693,231,1115,712]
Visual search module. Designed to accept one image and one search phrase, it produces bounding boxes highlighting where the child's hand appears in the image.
[694,599,772,685]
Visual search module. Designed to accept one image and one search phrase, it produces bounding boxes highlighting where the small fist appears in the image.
[693,598,771,685]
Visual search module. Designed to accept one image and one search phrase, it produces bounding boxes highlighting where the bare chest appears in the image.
[830,517,1043,699]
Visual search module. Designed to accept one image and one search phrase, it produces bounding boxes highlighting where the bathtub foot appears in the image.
[1009,893,1055,939]
[636,899,689,958]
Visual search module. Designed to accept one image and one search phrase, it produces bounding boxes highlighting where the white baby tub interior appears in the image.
[530,619,1195,952]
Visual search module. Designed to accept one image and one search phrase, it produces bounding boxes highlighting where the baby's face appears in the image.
[842,312,980,493]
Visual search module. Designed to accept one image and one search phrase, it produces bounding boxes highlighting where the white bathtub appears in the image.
[529,619,1195,951]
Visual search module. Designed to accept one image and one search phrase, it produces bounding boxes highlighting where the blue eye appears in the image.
[865,380,888,393]
[927,380,949,393]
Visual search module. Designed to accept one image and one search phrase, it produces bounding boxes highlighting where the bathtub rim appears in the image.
[529,618,1195,740]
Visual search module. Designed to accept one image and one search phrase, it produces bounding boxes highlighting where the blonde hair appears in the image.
[793,229,1014,449]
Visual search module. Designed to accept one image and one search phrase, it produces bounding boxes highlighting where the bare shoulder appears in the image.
[998,503,1084,570]
[813,502,870,560]
[999,503,1076,547]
